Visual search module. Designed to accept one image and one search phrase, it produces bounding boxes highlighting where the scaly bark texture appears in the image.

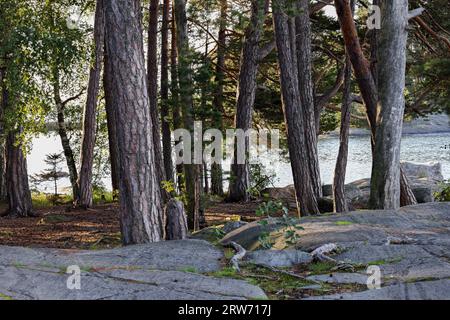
[334,0,378,142]
[211,0,227,197]
[147,0,168,202]
[76,0,105,208]
[333,0,354,213]
[273,0,319,216]
[333,58,352,213]
[104,0,164,244]
[369,0,409,209]
[5,130,33,217]
[165,198,188,240]
[296,0,322,198]
[53,70,79,201]
[227,0,266,203]
[1,79,33,217]
[160,0,174,185]
[173,0,204,230]
[103,42,120,195]
[171,7,184,192]
[0,66,7,201]
[335,0,417,208]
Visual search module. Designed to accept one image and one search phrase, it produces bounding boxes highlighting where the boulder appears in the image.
[220,218,290,250]
[223,221,248,234]
[412,186,434,203]
[401,161,444,182]
[245,250,313,267]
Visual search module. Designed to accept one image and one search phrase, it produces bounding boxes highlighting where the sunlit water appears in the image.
[28,132,450,193]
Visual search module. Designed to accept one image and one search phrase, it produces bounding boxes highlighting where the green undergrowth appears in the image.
[208,264,316,299]
[31,191,116,209]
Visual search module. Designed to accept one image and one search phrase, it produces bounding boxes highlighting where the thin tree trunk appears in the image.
[76,0,104,208]
[0,66,7,202]
[148,0,168,202]
[227,0,266,203]
[173,0,203,230]
[53,70,79,201]
[369,0,409,209]
[333,0,354,213]
[400,166,417,206]
[333,57,352,213]
[272,0,319,216]
[296,0,322,198]
[161,0,174,185]
[104,0,164,244]
[171,4,184,192]
[103,40,120,195]
[334,0,378,142]
[211,0,227,197]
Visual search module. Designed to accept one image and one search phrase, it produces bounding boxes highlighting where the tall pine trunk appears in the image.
[295,0,322,198]
[173,0,203,230]
[369,0,409,209]
[1,77,33,217]
[227,0,266,202]
[148,0,168,202]
[0,66,7,202]
[161,0,174,185]
[104,0,164,244]
[53,70,79,201]
[171,5,184,192]
[210,0,227,197]
[333,58,352,212]
[333,0,354,213]
[76,0,105,208]
[103,41,120,195]
[334,0,416,209]
[273,0,319,216]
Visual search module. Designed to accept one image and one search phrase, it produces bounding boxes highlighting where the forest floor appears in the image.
[0,201,270,249]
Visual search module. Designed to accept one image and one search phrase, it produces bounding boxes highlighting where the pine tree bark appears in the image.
[272,0,319,216]
[334,0,378,142]
[52,70,79,201]
[103,41,120,195]
[5,130,33,217]
[335,0,417,209]
[76,0,104,208]
[295,0,322,198]
[211,0,227,197]
[161,0,174,185]
[333,57,352,213]
[173,0,203,230]
[227,0,266,203]
[148,0,168,202]
[104,0,164,244]
[0,66,7,202]
[171,4,184,192]
[369,0,409,209]
[1,79,33,217]
[332,0,354,213]
[165,198,188,240]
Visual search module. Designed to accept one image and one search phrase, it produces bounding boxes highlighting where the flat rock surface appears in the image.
[222,202,450,299]
[245,250,313,267]
[307,279,450,300]
[0,239,267,300]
